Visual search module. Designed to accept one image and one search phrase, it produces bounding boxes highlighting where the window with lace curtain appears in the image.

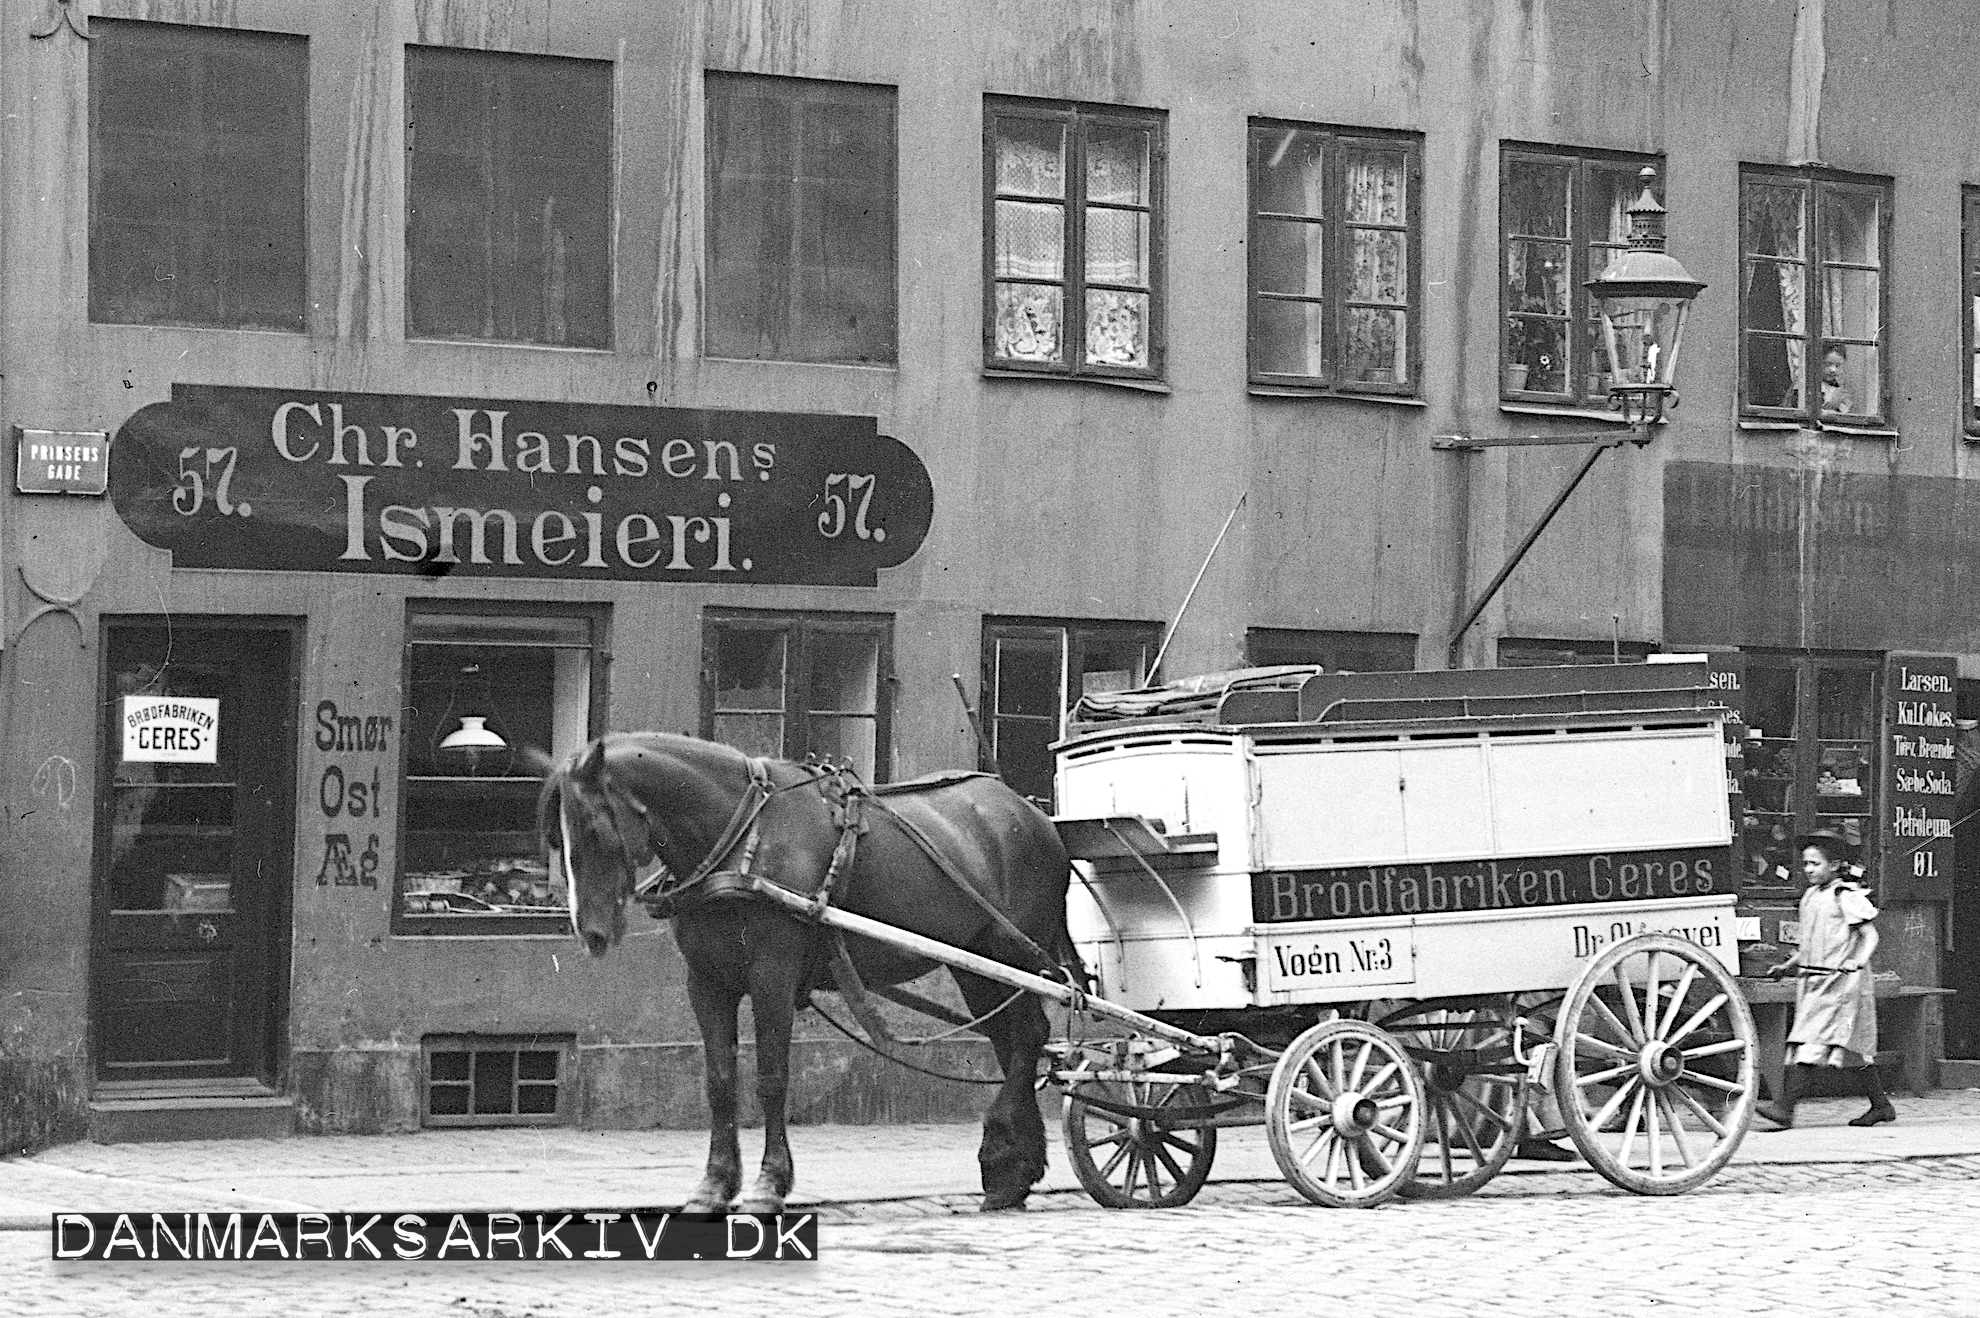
[1739,166,1890,425]
[1248,122,1421,393]
[1501,147,1662,405]
[984,99,1165,381]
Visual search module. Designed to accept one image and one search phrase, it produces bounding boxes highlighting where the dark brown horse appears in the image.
[540,731,1079,1213]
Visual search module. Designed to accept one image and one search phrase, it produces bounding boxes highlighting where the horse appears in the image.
[539,731,1081,1214]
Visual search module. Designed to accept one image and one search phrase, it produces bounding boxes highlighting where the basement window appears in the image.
[423,1035,572,1127]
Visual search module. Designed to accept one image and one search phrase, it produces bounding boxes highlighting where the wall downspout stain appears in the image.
[1786,0,1825,165]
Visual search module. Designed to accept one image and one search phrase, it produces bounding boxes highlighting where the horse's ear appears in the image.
[574,738,608,785]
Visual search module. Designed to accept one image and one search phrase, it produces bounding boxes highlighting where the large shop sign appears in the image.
[109,385,934,585]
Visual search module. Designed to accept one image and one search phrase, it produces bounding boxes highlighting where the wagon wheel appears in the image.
[1265,1019,1425,1208]
[1063,1078,1218,1209]
[1552,933,1757,1195]
[1375,1000,1528,1200]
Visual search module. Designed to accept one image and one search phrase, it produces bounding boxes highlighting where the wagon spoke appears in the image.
[1085,1123,1131,1151]
[1570,1031,1636,1064]
[1431,1099,1456,1183]
[1151,1139,1189,1184]
[1098,1138,1133,1181]
[1641,951,1661,1048]
[1587,1074,1641,1135]
[1656,964,1701,1039]
[1298,1128,1334,1171]
[1616,1086,1648,1170]
[1348,1040,1374,1093]
[1368,1120,1412,1146]
[1347,1141,1368,1192]
[1361,1060,1402,1097]
[1668,1080,1731,1138]
[1645,1083,1663,1177]
[1666,994,1730,1048]
[1288,1087,1332,1117]
[1681,1037,1748,1060]
[1595,979,1643,1048]
[1448,1084,1515,1135]
[1656,1091,1696,1169]
[1574,1060,1635,1089]
[1674,1069,1744,1095]
[1360,1137,1393,1180]
[1612,962,1649,1043]
[1303,1056,1338,1101]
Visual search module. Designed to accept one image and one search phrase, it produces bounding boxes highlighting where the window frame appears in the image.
[1499,144,1663,407]
[1246,120,1423,396]
[700,609,895,783]
[87,17,310,332]
[1737,164,1894,427]
[404,44,617,350]
[392,601,610,938]
[1963,187,1980,439]
[1496,637,1655,668]
[1245,628,1418,671]
[703,70,899,365]
[979,617,1162,807]
[982,97,1167,383]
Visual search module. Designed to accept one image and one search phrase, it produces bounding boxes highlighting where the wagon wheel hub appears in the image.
[1636,1039,1687,1089]
[1331,1091,1380,1137]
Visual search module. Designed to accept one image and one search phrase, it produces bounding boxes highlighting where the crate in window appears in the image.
[164,872,232,911]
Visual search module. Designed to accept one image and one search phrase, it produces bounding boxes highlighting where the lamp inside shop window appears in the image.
[435,662,508,768]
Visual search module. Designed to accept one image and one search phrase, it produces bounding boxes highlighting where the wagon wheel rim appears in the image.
[1376,1000,1528,1200]
[1063,1078,1218,1209]
[1265,1019,1425,1208]
[1552,933,1756,1196]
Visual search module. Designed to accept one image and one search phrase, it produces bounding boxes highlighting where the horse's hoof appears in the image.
[979,1191,1029,1213]
[734,1199,786,1216]
[682,1200,727,1215]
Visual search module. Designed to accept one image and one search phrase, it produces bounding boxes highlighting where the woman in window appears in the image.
[1756,829,1896,1129]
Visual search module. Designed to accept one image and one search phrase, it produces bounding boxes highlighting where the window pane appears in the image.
[1343,149,1405,224]
[995,638,1062,718]
[994,283,1064,363]
[1255,299,1324,377]
[1349,229,1406,304]
[806,632,879,714]
[1077,633,1151,692]
[1588,165,1648,247]
[408,48,612,348]
[807,716,877,780]
[1820,268,1880,344]
[1821,188,1880,267]
[1507,240,1570,314]
[995,200,1066,279]
[993,718,1055,806]
[90,20,307,330]
[1344,307,1406,385]
[1255,219,1323,297]
[1085,124,1149,205]
[1504,160,1571,238]
[1085,290,1149,368]
[1743,184,1806,258]
[1817,667,1874,741]
[1748,334,1805,411]
[1506,317,1568,393]
[996,118,1066,198]
[1085,208,1149,285]
[707,75,897,364]
[713,713,784,758]
[1255,127,1325,216]
[717,629,788,710]
[1820,340,1875,416]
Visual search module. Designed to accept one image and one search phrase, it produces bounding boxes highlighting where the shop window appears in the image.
[1501,146,1662,403]
[88,19,307,331]
[1246,628,1416,672]
[1738,653,1878,894]
[1497,637,1653,667]
[705,73,897,364]
[423,1035,571,1127]
[982,618,1162,806]
[703,611,892,783]
[1248,122,1421,393]
[1740,166,1890,424]
[1963,188,1980,438]
[985,98,1165,380]
[397,607,606,933]
[406,46,612,348]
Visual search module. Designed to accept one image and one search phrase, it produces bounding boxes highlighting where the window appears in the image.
[397,607,606,933]
[981,619,1161,806]
[406,47,612,348]
[1501,147,1661,403]
[1246,628,1416,672]
[703,611,892,782]
[1497,637,1653,668]
[89,20,307,330]
[705,73,896,364]
[1963,188,1980,436]
[1248,122,1420,392]
[423,1035,570,1127]
[1738,653,1878,895]
[1740,166,1890,424]
[985,99,1165,380]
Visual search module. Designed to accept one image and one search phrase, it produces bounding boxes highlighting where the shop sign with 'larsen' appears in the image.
[122,697,220,764]
[108,385,934,586]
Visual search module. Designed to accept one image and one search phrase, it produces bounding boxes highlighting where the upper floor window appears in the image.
[407,47,612,349]
[1246,628,1417,671]
[1740,166,1889,424]
[981,618,1160,806]
[397,606,607,933]
[1501,146,1661,404]
[1963,188,1980,437]
[89,19,307,331]
[703,610,892,783]
[985,99,1165,381]
[1248,122,1420,393]
[705,73,897,364]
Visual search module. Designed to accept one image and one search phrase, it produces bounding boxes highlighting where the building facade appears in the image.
[5,0,1980,1150]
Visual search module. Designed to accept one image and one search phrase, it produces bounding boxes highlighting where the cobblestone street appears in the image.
[9,1156,1979,1318]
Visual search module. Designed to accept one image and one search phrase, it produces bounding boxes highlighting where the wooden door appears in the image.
[93,623,296,1083]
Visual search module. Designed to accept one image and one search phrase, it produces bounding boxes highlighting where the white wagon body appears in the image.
[1055,662,1739,1012]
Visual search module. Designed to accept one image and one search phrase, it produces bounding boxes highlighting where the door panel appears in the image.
[95,624,294,1083]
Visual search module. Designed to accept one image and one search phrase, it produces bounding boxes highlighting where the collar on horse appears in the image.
[628,755,782,913]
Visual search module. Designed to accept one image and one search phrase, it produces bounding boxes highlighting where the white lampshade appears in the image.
[438,716,507,751]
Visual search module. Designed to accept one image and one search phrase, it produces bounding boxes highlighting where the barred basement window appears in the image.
[423,1036,571,1126]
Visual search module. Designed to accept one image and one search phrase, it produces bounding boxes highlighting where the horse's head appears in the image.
[542,738,656,958]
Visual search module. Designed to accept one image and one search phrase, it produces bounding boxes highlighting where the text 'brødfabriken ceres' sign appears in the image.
[109,385,933,585]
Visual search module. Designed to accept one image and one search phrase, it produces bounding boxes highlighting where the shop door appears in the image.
[94,624,296,1084]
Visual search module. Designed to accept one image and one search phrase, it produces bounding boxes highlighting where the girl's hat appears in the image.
[1793,828,1858,862]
